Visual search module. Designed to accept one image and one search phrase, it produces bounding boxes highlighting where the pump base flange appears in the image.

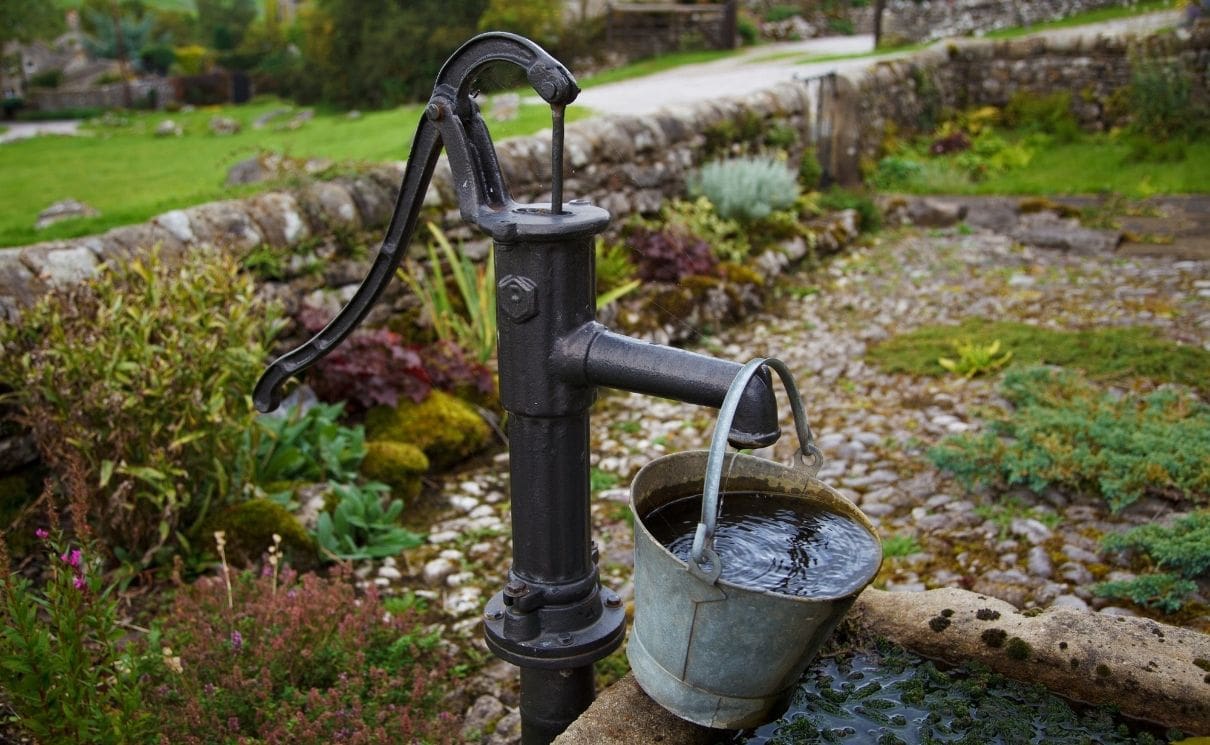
[483,589,626,670]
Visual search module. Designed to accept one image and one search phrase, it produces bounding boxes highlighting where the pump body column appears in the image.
[479,205,625,745]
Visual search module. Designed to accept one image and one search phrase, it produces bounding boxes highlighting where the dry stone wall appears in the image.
[879,0,1138,44]
[843,24,1210,168]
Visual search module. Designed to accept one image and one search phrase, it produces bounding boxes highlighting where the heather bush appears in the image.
[691,157,800,222]
[0,249,282,566]
[0,532,157,744]
[305,326,433,413]
[147,566,458,744]
[929,367,1210,512]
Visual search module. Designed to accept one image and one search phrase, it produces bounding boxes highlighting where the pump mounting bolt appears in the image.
[557,632,574,646]
[604,595,622,609]
[484,609,504,621]
[425,102,443,122]
[498,275,538,323]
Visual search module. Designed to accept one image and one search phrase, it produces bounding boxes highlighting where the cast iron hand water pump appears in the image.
[254,33,785,744]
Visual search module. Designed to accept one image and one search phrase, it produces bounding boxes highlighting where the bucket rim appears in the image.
[629,450,883,602]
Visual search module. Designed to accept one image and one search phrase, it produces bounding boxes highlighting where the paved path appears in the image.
[0,119,82,144]
[571,10,1182,118]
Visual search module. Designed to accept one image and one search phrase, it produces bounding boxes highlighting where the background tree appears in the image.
[197,0,257,52]
[1,0,63,100]
[289,0,488,110]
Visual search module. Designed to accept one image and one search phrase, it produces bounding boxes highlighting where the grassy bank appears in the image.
[0,97,586,248]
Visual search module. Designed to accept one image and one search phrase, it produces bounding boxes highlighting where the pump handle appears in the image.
[254,32,578,412]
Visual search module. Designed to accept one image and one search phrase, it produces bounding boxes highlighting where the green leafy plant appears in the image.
[659,197,753,262]
[316,482,423,561]
[398,222,497,363]
[1004,90,1081,143]
[882,534,922,558]
[938,338,1013,378]
[595,236,638,295]
[249,402,366,487]
[691,157,800,222]
[929,367,1210,512]
[818,187,882,232]
[0,249,281,566]
[0,532,157,744]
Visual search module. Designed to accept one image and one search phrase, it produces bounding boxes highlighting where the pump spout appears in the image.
[556,324,781,449]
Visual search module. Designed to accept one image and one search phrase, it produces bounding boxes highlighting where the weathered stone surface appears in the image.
[35,199,99,230]
[246,192,309,247]
[0,248,46,320]
[553,673,713,745]
[300,181,361,232]
[907,198,968,227]
[154,119,182,137]
[20,242,99,286]
[852,587,1210,735]
[208,116,241,136]
[188,200,265,250]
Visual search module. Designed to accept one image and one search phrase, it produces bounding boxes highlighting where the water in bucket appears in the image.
[644,490,881,599]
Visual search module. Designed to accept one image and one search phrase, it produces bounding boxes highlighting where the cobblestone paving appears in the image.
[384,223,1210,739]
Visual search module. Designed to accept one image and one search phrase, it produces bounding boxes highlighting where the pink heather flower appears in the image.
[230,630,243,651]
[73,574,86,590]
[35,528,49,540]
[60,549,82,568]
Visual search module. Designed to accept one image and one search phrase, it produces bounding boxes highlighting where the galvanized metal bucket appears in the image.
[627,358,883,729]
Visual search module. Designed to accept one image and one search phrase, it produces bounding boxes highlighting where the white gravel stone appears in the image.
[423,558,458,586]
[1051,594,1090,612]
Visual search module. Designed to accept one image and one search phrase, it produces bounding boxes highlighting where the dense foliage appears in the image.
[0,249,281,567]
[626,225,719,282]
[929,367,1210,513]
[1095,510,1210,612]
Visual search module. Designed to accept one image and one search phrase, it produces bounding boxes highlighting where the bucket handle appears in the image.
[689,358,823,576]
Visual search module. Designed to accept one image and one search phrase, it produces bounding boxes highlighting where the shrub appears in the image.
[937,338,1012,378]
[27,69,63,89]
[818,187,881,232]
[692,157,800,222]
[0,532,157,744]
[1093,573,1198,614]
[1004,90,1081,143]
[929,367,1210,512]
[625,225,719,283]
[799,148,823,190]
[147,567,458,743]
[0,249,281,567]
[870,155,924,191]
[1101,511,1210,580]
[659,197,752,263]
[305,327,432,414]
[1128,58,1204,143]
[596,236,638,296]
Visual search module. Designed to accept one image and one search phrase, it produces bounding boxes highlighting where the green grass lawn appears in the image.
[0,97,587,248]
[886,136,1210,197]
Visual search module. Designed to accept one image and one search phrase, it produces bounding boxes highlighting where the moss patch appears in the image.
[360,441,429,503]
[981,628,1008,648]
[1005,636,1032,661]
[365,390,491,470]
[204,498,317,569]
[866,319,1210,395]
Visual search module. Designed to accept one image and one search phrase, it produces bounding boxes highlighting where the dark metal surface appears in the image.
[251,31,784,745]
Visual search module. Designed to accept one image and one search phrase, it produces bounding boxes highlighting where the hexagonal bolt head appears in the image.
[498,275,538,323]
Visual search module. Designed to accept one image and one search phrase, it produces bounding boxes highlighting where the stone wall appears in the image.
[844,23,1210,166]
[879,0,1136,44]
[0,80,817,323]
[28,77,175,112]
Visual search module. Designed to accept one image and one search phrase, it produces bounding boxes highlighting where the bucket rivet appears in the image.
[557,632,574,646]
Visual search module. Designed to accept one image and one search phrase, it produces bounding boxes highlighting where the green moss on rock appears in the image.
[365,390,491,470]
[361,441,429,502]
[204,498,317,569]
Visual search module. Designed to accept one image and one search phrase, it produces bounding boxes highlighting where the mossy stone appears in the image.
[365,390,491,470]
[361,441,429,502]
[204,498,317,569]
